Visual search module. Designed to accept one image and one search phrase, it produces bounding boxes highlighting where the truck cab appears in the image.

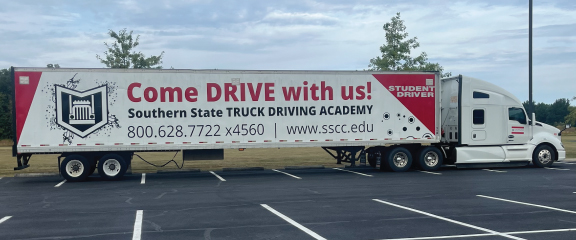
[441,75,565,167]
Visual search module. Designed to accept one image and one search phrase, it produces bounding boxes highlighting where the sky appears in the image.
[0,0,574,105]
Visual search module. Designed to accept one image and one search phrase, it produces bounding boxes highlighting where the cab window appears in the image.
[508,107,527,124]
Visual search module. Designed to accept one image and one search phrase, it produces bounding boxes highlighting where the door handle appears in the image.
[508,135,514,138]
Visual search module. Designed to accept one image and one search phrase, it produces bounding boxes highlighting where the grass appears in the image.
[1,135,575,177]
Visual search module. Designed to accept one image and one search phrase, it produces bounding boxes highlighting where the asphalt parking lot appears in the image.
[1,162,576,240]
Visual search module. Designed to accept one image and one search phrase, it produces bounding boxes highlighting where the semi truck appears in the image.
[10,67,566,181]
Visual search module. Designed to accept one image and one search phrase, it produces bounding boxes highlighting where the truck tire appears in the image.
[88,159,97,176]
[60,155,91,182]
[386,147,412,172]
[98,154,128,180]
[532,145,555,168]
[417,147,443,171]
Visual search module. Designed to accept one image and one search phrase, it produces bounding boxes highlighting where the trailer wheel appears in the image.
[417,147,443,171]
[60,155,91,182]
[98,154,128,180]
[386,147,412,172]
[532,145,555,168]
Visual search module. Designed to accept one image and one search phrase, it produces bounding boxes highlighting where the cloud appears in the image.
[0,0,574,104]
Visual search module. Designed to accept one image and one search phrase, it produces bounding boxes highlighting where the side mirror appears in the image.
[567,124,572,129]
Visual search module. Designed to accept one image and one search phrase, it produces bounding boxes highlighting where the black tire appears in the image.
[532,145,555,168]
[88,159,97,176]
[417,147,443,171]
[98,154,128,180]
[386,147,412,172]
[60,155,91,182]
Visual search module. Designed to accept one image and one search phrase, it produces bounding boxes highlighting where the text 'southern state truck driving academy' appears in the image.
[11,68,566,181]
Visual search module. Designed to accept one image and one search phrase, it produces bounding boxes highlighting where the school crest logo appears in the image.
[55,85,108,138]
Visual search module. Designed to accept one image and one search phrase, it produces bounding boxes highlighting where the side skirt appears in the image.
[456,161,530,169]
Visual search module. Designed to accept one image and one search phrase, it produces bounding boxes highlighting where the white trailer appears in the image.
[10,68,566,181]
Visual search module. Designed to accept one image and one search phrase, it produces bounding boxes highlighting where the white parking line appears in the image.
[332,168,373,177]
[418,170,442,175]
[483,169,507,173]
[545,167,570,171]
[557,162,576,165]
[477,195,576,214]
[132,210,143,240]
[379,227,576,240]
[209,171,226,181]
[0,216,12,224]
[271,169,301,179]
[54,180,66,187]
[373,199,525,240]
[140,173,146,184]
[261,204,326,240]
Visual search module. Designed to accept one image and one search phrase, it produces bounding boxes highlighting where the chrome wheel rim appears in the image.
[424,151,439,167]
[66,159,84,177]
[393,152,408,168]
[102,159,121,177]
[538,149,552,165]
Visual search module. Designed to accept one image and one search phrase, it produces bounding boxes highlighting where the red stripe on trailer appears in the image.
[114,143,123,145]
[355,139,362,141]
[131,143,139,145]
[21,145,30,147]
[40,144,49,146]
[59,144,68,146]
[199,142,207,143]
[14,71,43,143]
[373,73,436,134]
[295,140,303,142]
[95,143,104,146]
[165,142,174,144]
[310,140,318,142]
[325,139,333,141]
[280,140,287,142]
[232,141,240,143]
[264,140,272,142]
[183,142,191,144]
[248,140,256,142]
[512,126,524,129]
[148,142,156,145]
[216,141,224,143]
[385,138,391,140]
[512,132,524,134]
[77,144,85,146]
[370,139,377,140]
[340,139,347,141]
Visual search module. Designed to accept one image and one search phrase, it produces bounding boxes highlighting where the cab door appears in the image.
[507,107,530,144]
[504,107,531,161]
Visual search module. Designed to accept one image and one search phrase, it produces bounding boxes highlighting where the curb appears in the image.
[157,169,200,174]
[14,173,60,178]
[223,167,264,171]
[284,165,325,170]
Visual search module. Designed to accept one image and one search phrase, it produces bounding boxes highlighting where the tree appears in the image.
[96,29,164,69]
[0,68,13,139]
[369,12,451,77]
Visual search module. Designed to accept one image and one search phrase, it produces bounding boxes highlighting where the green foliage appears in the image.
[369,12,451,77]
[0,69,12,139]
[523,98,571,125]
[566,106,576,127]
[96,29,164,69]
